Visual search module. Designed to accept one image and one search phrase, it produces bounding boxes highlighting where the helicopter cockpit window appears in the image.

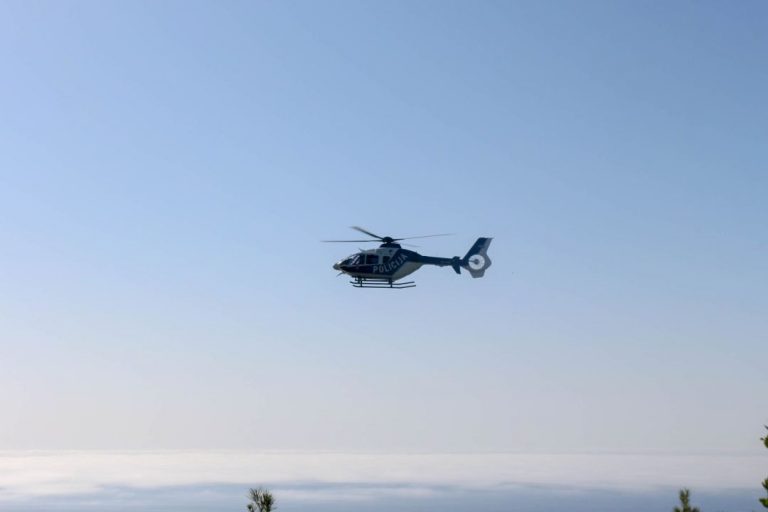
[348,255,361,266]
[365,254,378,265]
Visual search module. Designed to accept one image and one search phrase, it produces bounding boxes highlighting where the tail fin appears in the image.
[461,237,493,278]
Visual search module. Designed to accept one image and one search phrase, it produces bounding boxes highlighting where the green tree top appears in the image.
[247,488,275,512]
[761,426,768,509]
[674,488,700,512]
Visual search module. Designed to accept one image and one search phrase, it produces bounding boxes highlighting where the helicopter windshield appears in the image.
[344,254,361,266]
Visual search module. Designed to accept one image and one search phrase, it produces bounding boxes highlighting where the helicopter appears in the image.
[325,226,492,288]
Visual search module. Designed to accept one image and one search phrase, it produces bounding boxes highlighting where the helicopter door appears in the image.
[364,254,379,265]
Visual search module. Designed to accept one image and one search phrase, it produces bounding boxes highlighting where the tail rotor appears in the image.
[461,238,493,278]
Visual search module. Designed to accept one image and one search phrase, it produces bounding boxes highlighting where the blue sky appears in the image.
[0,0,766,459]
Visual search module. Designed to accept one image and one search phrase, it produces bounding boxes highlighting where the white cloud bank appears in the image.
[0,451,763,501]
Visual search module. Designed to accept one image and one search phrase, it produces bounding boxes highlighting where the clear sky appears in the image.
[0,0,766,456]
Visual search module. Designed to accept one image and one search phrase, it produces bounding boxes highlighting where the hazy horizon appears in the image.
[1,450,765,511]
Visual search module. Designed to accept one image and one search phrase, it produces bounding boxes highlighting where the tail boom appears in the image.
[416,237,493,278]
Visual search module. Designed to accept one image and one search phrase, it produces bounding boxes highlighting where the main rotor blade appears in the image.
[395,233,454,240]
[322,239,380,243]
[350,226,385,240]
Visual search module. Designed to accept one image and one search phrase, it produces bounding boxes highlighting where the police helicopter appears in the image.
[324,226,492,288]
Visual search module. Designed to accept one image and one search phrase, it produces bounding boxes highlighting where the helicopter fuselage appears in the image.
[333,242,465,283]
[329,234,492,288]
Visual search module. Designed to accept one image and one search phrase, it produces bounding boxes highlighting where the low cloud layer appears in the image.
[0,450,763,501]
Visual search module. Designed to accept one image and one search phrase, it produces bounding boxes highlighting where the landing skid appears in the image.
[350,277,416,289]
